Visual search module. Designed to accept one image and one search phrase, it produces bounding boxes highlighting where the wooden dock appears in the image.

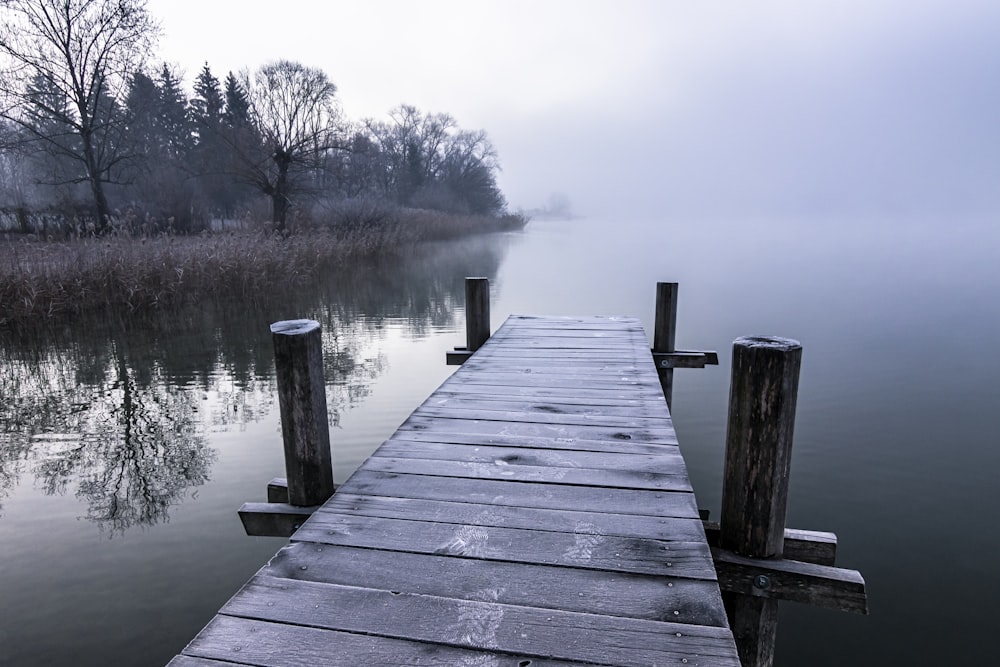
[169,314,740,666]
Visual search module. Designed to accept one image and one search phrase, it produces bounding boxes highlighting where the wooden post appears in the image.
[270,319,335,507]
[465,277,490,352]
[653,282,679,409]
[719,336,802,667]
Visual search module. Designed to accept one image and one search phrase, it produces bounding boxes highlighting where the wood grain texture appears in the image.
[172,315,738,665]
[719,336,802,559]
[712,547,868,614]
[465,277,491,351]
[218,575,741,667]
[718,336,801,667]
[320,493,707,540]
[360,455,693,491]
[336,469,700,518]
[266,542,731,626]
[653,282,678,407]
[270,319,335,506]
[295,512,717,579]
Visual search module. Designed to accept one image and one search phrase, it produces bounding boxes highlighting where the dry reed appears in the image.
[0,208,527,328]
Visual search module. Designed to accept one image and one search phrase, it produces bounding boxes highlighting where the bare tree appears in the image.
[364,106,505,214]
[0,0,158,233]
[239,60,341,231]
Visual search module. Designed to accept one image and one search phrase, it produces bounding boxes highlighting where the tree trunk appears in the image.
[81,129,112,234]
[272,152,291,232]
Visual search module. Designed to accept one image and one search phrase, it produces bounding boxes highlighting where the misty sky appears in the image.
[150,0,1000,220]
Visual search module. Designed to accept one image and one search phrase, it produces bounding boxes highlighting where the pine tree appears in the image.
[223,72,250,128]
[124,71,159,157]
[190,63,224,138]
[157,64,191,158]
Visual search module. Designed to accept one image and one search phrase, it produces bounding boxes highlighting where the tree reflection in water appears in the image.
[0,233,510,535]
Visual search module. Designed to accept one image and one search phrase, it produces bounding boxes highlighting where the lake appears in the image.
[1,214,997,665]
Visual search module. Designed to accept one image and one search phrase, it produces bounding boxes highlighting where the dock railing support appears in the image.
[239,319,336,537]
[271,319,335,506]
[650,282,719,409]
[720,336,800,666]
[447,277,490,365]
[653,282,679,408]
[712,336,868,667]
[466,277,490,352]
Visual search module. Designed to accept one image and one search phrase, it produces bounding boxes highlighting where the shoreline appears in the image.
[0,209,527,329]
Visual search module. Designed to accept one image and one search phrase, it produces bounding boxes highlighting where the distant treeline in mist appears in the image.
[0,1,512,237]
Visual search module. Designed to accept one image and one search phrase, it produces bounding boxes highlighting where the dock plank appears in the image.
[361,455,693,491]
[294,512,716,578]
[171,315,738,665]
[320,493,707,540]
[375,439,685,469]
[338,469,699,517]
[217,575,741,667]
[265,542,730,626]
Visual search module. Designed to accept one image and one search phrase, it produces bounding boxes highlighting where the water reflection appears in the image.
[0,234,511,534]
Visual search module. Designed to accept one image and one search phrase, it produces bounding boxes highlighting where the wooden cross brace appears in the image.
[703,520,868,616]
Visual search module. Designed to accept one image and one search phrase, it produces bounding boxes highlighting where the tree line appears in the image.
[0,0,508,235]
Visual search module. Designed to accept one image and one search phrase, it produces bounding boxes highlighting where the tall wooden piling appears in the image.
[465,277,490,352]
[719,335,802,667]
[653,282,679,408]
[270,319,335,507]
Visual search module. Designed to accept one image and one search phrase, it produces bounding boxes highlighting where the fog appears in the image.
[152,0,1000,222]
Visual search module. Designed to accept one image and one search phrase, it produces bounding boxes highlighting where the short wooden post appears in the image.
[719,336,802,667]
[653,282,679,409]
[270,319,335,507]
[465,277,490,352]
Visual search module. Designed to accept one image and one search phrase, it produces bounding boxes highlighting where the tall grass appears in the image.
[0,206,528,328]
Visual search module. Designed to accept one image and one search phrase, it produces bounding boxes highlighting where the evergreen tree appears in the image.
[189,63,245,219]
[124,71,159,158]
[223,72,251,127]
[190,63,224,134]
[157,64,191,158]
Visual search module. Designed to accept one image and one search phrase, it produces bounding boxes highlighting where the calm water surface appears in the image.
[1,215,997,665]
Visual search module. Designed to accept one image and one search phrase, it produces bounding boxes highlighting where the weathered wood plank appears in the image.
[445,349,473,365]
[459,361,647,374]
[266,542,731,626]
[361,456,693,491]
[397,414,678,445]
[423,390,668,410]
[319,493,708,541]
[412,405,672,428]
[238,501,318,537]
[712,547,868,614]
[220,575,740,667]
[168,657,246,667]
[473,347,651,357]
[445,370,658,389]
[184,615,598,667]
[383,430,679,455]
[431,380,667,401]
[375,439,684,471]
[338,469,700,518]
[703,520,838,566]
[653,350,721,369]
[295,512,717,579]
[417,395,669,416]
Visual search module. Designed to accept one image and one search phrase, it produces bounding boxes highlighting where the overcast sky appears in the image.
[149,0,1000,220]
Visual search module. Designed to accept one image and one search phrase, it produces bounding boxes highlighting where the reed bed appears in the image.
[0,207,528,328]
